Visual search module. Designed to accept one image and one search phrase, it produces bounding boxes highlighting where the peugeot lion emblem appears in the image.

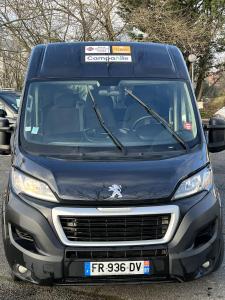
[108,184,122,199]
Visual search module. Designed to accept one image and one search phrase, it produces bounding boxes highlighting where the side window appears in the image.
[0,98,14,118]
[24,94,34,132]
[179,84,197,139]
[4,105,13,118]
[24,85,42,140]
[0,99,5,112]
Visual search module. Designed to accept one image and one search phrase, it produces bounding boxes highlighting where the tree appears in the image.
[0,0,124,88]
[118,0,225,100]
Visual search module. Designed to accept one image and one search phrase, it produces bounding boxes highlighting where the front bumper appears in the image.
[2,189,223,284]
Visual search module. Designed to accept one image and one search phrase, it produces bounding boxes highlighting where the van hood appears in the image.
[15,147,208,203]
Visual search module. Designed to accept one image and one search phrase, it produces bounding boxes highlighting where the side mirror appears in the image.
[0,108,7,118]
[0,117,11,154]
[207,117,225,153]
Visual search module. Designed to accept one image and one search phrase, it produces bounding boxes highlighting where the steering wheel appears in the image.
[84,128,109,142]
[132,115,154,131]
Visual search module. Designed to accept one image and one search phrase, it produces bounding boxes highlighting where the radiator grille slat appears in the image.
[60,214,171,242]
[65,248,168,259]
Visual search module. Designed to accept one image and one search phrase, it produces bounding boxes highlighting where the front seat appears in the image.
[45,92,83,136]
[84,91,116,130]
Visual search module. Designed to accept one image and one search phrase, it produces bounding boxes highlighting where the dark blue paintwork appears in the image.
[26,42,189,80]
[12,41,206,204]
[13,145,208,203]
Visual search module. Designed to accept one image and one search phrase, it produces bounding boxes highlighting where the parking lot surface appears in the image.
[0,152,225,300]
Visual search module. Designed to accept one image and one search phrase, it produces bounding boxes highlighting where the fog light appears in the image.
[202,261,210,269]
[17,265,28,274]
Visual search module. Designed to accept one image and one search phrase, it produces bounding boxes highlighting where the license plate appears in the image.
[84,260,152,276]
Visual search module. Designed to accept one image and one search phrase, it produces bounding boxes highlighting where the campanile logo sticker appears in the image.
[85,55,132,63]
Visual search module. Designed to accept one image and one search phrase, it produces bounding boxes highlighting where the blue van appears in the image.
[0,42,225,284]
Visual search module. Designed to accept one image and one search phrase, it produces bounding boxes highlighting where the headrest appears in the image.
[86,90,113,109]
[53,92,79,108]
[96,95,112,108]
[132,86,164,106]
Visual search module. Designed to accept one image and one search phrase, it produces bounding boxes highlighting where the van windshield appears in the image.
[21,79,199,157]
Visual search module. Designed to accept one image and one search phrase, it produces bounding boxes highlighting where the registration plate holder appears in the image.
[84,260,152,276]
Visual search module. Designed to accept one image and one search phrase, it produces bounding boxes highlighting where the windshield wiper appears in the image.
[125,88,189,151]
[87,87,126,154]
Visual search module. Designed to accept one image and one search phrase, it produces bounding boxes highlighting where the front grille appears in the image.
[60,214,171,242]
[65,248,168,259]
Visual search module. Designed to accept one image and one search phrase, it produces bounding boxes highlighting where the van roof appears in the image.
[27,42,189,81]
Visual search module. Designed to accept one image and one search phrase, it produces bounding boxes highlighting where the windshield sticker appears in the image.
[31,127,39,134]
[25,126,31,132]
[85,55,132,63]
[112,46,131,54]
[183,122,192,130]
[85,46,110,54]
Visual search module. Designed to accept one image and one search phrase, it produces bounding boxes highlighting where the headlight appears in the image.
[11,168,58,202]
[173,167,213,200]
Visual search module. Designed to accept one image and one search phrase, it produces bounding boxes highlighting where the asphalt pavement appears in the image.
[0,153,225,300]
